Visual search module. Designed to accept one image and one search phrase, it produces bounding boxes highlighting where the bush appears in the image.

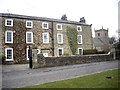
[63,52,70,57]
[83,49,97,55]
[0,55,6,64]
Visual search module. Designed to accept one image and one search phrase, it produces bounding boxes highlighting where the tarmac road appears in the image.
[2,60,119,88]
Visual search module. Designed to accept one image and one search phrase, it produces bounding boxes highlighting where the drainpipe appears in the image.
[51,22,54,56]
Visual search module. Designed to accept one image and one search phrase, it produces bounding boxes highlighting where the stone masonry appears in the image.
[0,13,93,63]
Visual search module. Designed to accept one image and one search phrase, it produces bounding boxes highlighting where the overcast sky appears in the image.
[0,0,119,37]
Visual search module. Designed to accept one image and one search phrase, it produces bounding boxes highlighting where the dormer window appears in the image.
[26,21,33,28]
[5,19,13,27]
[42,22,49,29]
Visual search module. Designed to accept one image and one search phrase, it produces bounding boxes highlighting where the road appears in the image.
[2,60,119,88]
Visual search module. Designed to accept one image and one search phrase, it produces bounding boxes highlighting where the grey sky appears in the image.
[0,0,119,37]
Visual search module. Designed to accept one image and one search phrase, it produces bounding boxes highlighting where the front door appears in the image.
[78,48,83,55]
[58,48,63,56]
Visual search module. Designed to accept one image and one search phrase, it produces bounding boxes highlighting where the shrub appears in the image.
[66,27,78,55]
[63,52,70,57]
[83,49,97,55]
[0,55,6,64]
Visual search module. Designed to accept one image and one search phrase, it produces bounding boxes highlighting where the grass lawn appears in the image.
[23,69,119,88]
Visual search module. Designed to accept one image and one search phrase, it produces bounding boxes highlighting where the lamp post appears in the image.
[28,46,32,68]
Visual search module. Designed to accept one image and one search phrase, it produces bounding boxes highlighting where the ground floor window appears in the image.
[5,48,13,61]
[78,48,83,55]
[58,48,63,56]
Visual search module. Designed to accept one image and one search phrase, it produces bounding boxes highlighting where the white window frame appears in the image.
[57,33,63,44]
[43,53,48,57]
[26,48,29,60]
[78,48,83,55]
[77,35,83,44]
[26,21,33,28]
[5,48,13,61]
[5,19,13,27]
[42,22,49,29]
[58,48,64,56]
[56,24,62,30]
[5,31,13,43]
[77,26,82,32]
[42,33,49,44]
[37,49,41,54]
[26,32,33,44]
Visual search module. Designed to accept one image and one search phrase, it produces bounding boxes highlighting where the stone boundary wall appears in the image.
[34,54,114,68]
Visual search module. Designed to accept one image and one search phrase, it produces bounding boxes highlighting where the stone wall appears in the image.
[33,54,114,68]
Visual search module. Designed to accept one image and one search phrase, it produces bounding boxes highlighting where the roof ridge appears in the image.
[0,13,90,26]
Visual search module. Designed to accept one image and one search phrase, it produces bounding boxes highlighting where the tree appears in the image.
[109,37,116,44]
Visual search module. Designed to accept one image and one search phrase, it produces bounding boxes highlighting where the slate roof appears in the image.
[0,13,91,26]
[95,29,108,32]
[93,37,110,47]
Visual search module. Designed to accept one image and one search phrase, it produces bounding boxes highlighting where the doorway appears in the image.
[78,48,83,55]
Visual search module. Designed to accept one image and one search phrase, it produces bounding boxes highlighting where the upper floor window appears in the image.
[57,24,62,30]
[5,48,13,61]
[77,26,82,32]
[105,33,107,36]
[5,19,13,27]
[26,32,33,44]
[42,22,49,29]
[5,31,13,43]
[57,33,63,44]
[26,21,33,28]
[42,33,49,44]
[98,33,100,36]
[77,35,83,44]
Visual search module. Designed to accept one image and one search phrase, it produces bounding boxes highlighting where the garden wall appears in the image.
[33,54,114,68]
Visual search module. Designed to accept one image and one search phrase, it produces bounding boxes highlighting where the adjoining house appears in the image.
[93,27,111,53]
[0,13,93,63]
[112,39,120,60]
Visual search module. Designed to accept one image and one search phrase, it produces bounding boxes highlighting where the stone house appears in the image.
[0,13,93,63]
[93,27,111,52]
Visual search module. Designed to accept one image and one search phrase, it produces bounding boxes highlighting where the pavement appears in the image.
[1,60,119,88]
[2,64,29,72]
